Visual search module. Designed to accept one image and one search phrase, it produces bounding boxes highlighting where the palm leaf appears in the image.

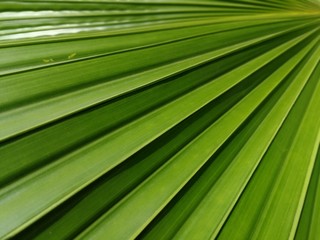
[0,0,320,239]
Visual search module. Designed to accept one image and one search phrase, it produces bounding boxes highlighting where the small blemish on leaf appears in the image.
[68,53,77,59]
[42,58,54,63]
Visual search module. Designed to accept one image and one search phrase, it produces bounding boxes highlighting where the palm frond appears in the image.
[0,1,320,239]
